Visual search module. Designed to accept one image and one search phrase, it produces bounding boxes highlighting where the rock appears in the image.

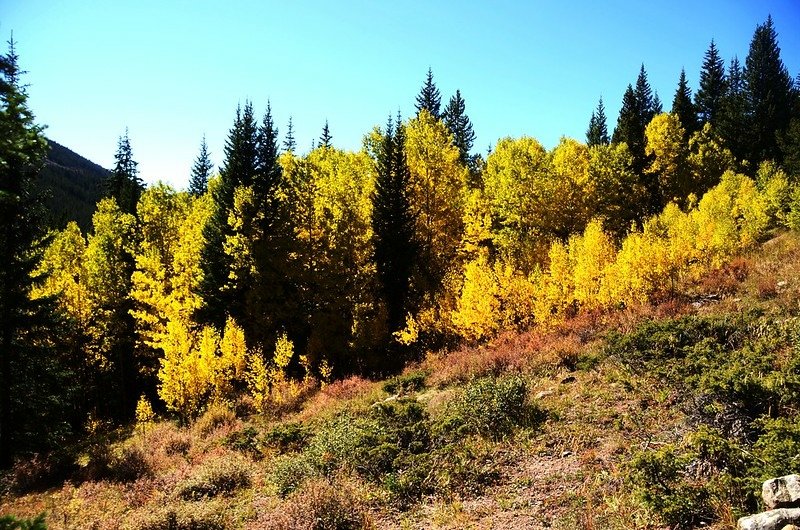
[738,509,800,530]
[764,475,800,509]
[534,390,554,400]
[782,525,800,530]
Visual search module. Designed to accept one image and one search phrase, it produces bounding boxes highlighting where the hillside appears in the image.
[37,139,107,231]
[3,230,800,529]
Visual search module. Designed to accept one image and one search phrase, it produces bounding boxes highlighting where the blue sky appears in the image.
[3,1,800,188]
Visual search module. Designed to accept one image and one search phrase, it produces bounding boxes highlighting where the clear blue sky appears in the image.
[3,0,800,188]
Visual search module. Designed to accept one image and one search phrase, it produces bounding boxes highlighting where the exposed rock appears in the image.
[534,390,554,400]
[738,508,800,530]
[764,475,800,509]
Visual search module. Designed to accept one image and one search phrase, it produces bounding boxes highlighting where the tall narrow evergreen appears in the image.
[319,120,332,148]
[105,129,143,214]
[652,91,663,115]
[372,113,417,335]
[695,39,727,124]
[441,89,476,165]
[672,69,699,137]
[197,102,259,327]
[744,15,794,163]
[0,37,74,466]
[188,135,213,196]
[255,102,281,205]
[415,67,441,119]
[283,116,296,152]
[718,56,749,163]
[635,65,657,126]
[586,97,609,146]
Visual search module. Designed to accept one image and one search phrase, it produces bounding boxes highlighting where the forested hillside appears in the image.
[38,139,107,231]
[1,13,800,530]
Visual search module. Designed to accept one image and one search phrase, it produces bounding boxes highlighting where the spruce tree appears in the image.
[319,120,332,148]
[105,129,143,214]
[415,68,441,119]
[695,39,727,124]
[197,102,259,327]
[0,37,75,466]
[635,65,656,126]
[283,116,296,152]
[672,68,699,137]
[188,135,213,196]
[441,89,476,165]
[744,15,793,163]
[586,97,609,147]
[653,92,663,115]
[612,85,643,161]
[718,57,749,164]
[372,113,417,335]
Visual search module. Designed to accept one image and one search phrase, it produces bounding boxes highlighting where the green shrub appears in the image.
[137,511,225,530]
[224,426,261,457]
[269,454,317,497]
[629,447,715,529]
[437,375,535,441]
[383,370,428,395]
[263,423,311,454]
[267,479,374,530]
[177,458,251,500]
[0,514,47,530]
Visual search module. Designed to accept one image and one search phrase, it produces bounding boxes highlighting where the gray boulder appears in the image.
[738,509,800,530]
[764,475,800,509]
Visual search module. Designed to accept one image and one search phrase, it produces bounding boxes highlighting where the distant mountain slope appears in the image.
[37,139,108,231]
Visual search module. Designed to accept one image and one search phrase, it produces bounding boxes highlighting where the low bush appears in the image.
[0,514,47,530]
[382,370,428,395]
[177,457,251,500]
[263,423,311,454]
[194,403,237,437]
[266,478,374,530]
[225,426,262,457]
[436,375,537,441]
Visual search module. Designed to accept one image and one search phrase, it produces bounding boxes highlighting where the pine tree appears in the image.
[442,89,476,166]
[718,57,749,164]
[372,113,417,335]
[672,68,699,137]
[744,15,794,163]
[612,85,643,160]
[0,37,75,465]
[189,135,213,196]
[635,65,657,126]
[105,129,143,214]
[415,67,441,119]
[653,92,663,115]
[283,116,296,152]
[197,102,259,327]
[695,39,727,124]
[319,120,332,148]
[586,97,609,147]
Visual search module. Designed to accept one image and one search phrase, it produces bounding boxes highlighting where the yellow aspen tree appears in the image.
[405,109,468,287]
[569,220,616,310]
[450,254,500,341]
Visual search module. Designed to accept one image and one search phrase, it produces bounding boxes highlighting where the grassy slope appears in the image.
[3,231,800,530]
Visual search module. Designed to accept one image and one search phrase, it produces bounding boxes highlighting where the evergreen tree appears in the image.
[319,120,332,148]
[372,113,417,335]
[283,116,296,152]
[415,67,441,119]
[105,129,143,214]
[672,68,699,137]
[695,39,727,124]
[442,89,476,166]
[744,15,794,163]
[0,37,75,466]
[188,135,213,196]
[197,102,259,327]
[653,91,663,115]
[612,85,644,164]
[718,56,749,164]
[255,102,281,205]
[586,97,609,147]
[635,65,657,126]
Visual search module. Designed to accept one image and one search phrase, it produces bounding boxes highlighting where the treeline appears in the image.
[2,17,800,464]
